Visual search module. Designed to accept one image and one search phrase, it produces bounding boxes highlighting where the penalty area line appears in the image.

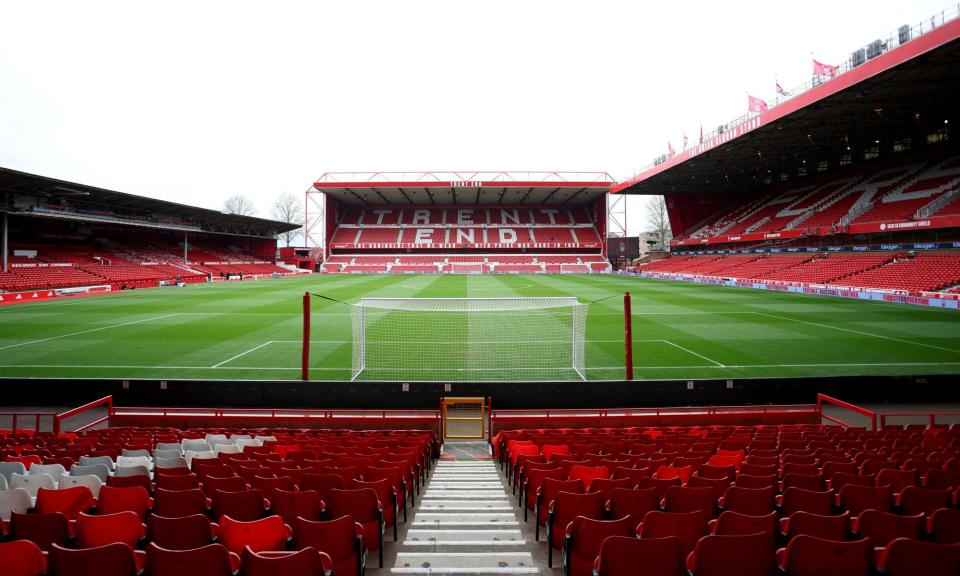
[211,341,278,368]
[0,313,184,352]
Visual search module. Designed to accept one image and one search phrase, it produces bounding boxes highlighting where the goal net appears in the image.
[351,297,588,382]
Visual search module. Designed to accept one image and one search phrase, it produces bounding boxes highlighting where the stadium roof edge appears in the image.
[612,12,960,196]
[0,166,299,238]
[310,171,614,206]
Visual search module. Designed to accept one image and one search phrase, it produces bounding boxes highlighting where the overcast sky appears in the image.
[0,1,952,234]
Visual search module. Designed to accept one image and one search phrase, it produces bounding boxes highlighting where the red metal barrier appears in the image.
[879,411,960,428]
[817,393,876,431]
[54,395,113,434]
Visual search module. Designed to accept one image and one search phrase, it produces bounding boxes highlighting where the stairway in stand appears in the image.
[391,441,542,575]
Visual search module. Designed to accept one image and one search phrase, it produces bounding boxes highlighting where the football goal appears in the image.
[345,297,589,381]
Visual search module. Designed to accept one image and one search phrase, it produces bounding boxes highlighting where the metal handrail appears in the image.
[817,393,877,431]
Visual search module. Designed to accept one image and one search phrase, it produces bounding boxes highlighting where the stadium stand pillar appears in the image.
[302,292,311,381]
[183,232,188,265]
[1,212,7,273]
[624,291,633,380]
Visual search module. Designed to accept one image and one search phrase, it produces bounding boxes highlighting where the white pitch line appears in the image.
[211,341,277,368]
[0,313,183,351]
[661,339,726,367]
[748,311,960,355]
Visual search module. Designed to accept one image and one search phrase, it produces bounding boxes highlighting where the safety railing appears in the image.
[879,411,960,428]
[54,395,113,434]
[817,393,877,431]
[111,405,440,422]
[0,411,56,433]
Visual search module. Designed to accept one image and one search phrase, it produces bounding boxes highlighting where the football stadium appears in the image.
[2,3,960,576]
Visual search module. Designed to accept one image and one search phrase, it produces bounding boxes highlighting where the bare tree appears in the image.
[271,192,304,247]
[645,195,672,251]
[223,194,257,216]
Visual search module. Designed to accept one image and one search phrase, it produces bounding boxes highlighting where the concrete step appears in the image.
[427,483,504,489]
[414,512,517,523]
[422,491,508,499]
[419,501,512,510]
[406,529,523,542]
[410,521,522,529]
[392,552,537,573]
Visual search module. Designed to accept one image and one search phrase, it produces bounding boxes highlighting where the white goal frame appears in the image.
[349,297,588,382]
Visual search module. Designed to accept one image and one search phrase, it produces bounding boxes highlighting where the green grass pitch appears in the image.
[0,273,958,381]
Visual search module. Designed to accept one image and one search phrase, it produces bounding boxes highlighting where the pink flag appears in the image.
[776,82,790,97]
[747,95,768,113]
[668,141,676,156]
[813,59,838,78]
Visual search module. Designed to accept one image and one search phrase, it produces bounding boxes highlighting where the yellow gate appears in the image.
[442,397,487,440]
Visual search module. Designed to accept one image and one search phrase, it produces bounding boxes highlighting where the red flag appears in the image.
[668,141,676,156]
[776,82,790,97]
[813,59,838,78]
[747,95,768,113]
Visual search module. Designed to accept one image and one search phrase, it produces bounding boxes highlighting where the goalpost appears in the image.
[346,297,589,382]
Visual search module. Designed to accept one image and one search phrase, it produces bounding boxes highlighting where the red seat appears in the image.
[587,477,632,501]
[219,515,291,556]
[780,473,825,492]
[546,491,605,565]
[594,535,685,576]
[930,508,960,543]
[719,485,775,516]
[686,532,777,576]
[240,546,333,576]
[293,516,365,576]
[838,484,891,515]
[76,511,145,549]
[663,486,715,518]
[201,475,247,497]
[156,473,200,491]
[299,474,345,503]
[734,473,777,490]
[710,510,777,536]
[900,486,950,515]
[211,488,267,521]
[638,510,709,557]
[536,478,583,536]
[48,543,138,576]
[34,486,95,521]
[0,539,45,576]
[779,487,833,516]
[607,487,658,531]
[96,485,152,520]
[144,542,237,576]
[563,516,634,576]
[324,488,384,567]
[522,467,564,520]
[654,465,693,484]
[10,511,69,552]
[270,489,323,525]
[854,509,923,550]
[105,474,152,494]
[351,478,398,542]
[153,488,210,518]
[780,511,849,541]
[878,538,960,576]
[147,514,219,550]
[776,535,872,576]
[567,465,609,488]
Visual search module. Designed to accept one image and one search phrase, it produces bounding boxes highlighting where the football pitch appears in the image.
[0,273,959,382]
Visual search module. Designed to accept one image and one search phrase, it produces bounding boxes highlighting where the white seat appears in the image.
[204,434,229,444]
[121,449,151,458]
[69,464,110,483]
[116,456,152,470]
[235,439,263,449]
[29,463,68,482]
[156,443,183,455]
[0,462,27,484]
[155,457,189,469]
[0,475,6,491]
[59,475,103,498]
[115,465,151,478]
[11,473,55,505]
[214,444,242,456]
[184,450,215,468]
[78,455,115,471]
[0,488,32,521]
[254,435,277,443]
[230,435,252,442]
[155,449,183,460]
[182,440,211,452]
